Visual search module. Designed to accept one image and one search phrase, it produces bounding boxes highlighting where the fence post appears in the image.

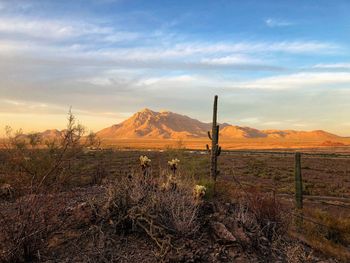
[294,152,303,230]
[295,152,303,209]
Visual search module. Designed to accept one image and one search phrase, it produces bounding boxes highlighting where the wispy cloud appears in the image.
[238,117,261,124]
[136,75,196,86]
[200,54,262,65]
[311,63,350,71]
[265,18,293,27]
[0,98,66,115]
[0,17,140,42]
[234,72,350,90]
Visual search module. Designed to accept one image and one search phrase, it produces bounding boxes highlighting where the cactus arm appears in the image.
[207,131,212,140]
[206,144,210,153]
[217,146,221,156]
[215,125,219,143]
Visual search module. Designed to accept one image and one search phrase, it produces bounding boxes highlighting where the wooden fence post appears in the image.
[295,152,303,209]
[294,152,303,229]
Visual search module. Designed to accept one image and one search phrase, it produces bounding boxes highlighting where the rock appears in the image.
[0,183,14,199]
[233,225,250,244]
[211,222,237,243]
[70,202,95,226]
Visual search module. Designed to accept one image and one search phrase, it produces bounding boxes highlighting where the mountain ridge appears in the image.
[96,108,341,140]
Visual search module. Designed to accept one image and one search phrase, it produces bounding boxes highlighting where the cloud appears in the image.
[158,41,338,56]
[261,121,283,126]
[0,15,340,77]
[0,98,66,115]
[0,0,33,12]
[136,75,196,86]
[200,54,262,65]
[0,17,139,42]
[265,18,293,27]
[234,72,350,90]
[238,117,260,124]
[311,63,350,71]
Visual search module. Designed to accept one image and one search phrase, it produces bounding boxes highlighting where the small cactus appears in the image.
[193,184,207,199]
[140,155,151,167]
[139,155,151,178]
[168,158,180,176]
[161,174,177,191]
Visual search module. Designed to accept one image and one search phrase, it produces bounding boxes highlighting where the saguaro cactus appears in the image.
[207,95,221,181]
[295,152,303,209]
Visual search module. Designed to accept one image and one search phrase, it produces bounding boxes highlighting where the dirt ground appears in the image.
[1,149,350,262]
[76,149,350,200]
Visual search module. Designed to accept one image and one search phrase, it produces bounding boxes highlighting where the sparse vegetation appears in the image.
[0,112,349,262]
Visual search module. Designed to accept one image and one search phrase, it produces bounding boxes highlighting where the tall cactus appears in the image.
[295,152,303,209]
[207,95,221,181]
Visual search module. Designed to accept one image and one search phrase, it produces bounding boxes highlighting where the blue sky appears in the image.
[1,0,350,135]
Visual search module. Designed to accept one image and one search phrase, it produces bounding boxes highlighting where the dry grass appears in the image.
[99,172,201,258]
[0,194,68,262]
[297,208,350,262]
[246,189,288,241]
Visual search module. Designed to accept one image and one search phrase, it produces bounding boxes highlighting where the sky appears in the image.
[1,0,350,136]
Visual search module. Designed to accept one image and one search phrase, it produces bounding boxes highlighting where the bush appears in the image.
[307,209,350,245]
[0,194,67,262]
[101,172,200,257]
[104,173,200,234]
[1,110,100,194]
[246,190,288,241]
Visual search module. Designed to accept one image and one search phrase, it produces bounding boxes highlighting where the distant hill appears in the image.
[96,108,341,140]
[39,129,63,140]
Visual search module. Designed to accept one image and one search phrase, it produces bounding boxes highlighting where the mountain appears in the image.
[220,126,267,138]
[97,108,341,140]
[97,108,215,139]
[40,129,63,140]
[262,129,339,140]
[220,127,339,140]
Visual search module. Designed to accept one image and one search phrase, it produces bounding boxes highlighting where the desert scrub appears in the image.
[306,209,350,245]
[0,194,68,262]
[246,189,289,241]
[101,172,200,258]
[2,110,100,194]
[247,159,269,178]
[301,208,350,261]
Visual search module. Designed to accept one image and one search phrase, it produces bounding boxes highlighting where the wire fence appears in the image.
[224,149,350,230]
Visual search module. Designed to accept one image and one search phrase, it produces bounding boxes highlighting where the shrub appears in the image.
[101,172,200,257]
[0,194,67,262]
[307,209,350,245]
[2,110,100,194]
[246,190,288,241]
